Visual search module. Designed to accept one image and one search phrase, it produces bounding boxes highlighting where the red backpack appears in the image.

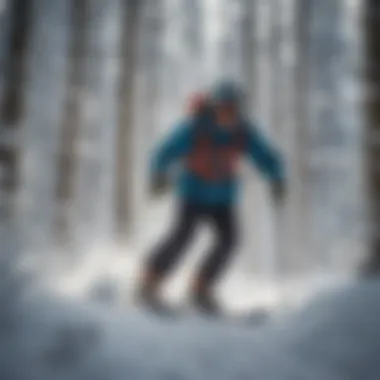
[184,93,247,182]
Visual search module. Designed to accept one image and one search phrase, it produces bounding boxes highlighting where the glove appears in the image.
[271,180,286,204]
[149,173,170,198]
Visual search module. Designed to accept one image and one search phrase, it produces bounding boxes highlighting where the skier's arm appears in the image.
[148,119,192,196]
[150,119,193,176]
[245,123,285,184]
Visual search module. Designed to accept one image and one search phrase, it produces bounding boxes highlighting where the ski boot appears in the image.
[191,278,221,315]
[191,291,221,316]
[135,271,176,317]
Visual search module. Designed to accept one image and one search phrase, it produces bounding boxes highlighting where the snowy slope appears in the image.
[1,274,380,380]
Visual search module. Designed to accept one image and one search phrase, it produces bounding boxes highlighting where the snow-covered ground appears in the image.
[1,260,380,380]
[0,201,376,380]
[0,188,369,380]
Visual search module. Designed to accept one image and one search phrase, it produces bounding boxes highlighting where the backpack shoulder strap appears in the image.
[233,119,250,150]
[190,109,215,145]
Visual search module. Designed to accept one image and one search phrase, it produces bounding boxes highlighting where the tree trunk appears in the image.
[293,0,313,269]
[0,0,13,113]
[54,0,88,243]
[0,0,31,127]
[71,0,122,249]
[115,0,140,240]
[0,0,32,218]
[245,0,274,275]
[363,0,380,273]
[17,0,70,253]
[241,0,255,112]
[140,0,163,142]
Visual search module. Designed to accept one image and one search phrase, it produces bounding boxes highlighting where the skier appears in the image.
[137,81,286,314]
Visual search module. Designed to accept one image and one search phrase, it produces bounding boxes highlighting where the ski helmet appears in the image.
[210,80,244,106]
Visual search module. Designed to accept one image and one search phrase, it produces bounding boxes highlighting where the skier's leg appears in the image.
[138,201,201,301]
[191,205,238,311]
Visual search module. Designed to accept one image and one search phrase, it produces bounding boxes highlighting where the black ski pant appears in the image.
[146,201,238,290]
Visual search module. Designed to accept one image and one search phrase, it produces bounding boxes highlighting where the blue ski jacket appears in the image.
[150,116,285,205]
